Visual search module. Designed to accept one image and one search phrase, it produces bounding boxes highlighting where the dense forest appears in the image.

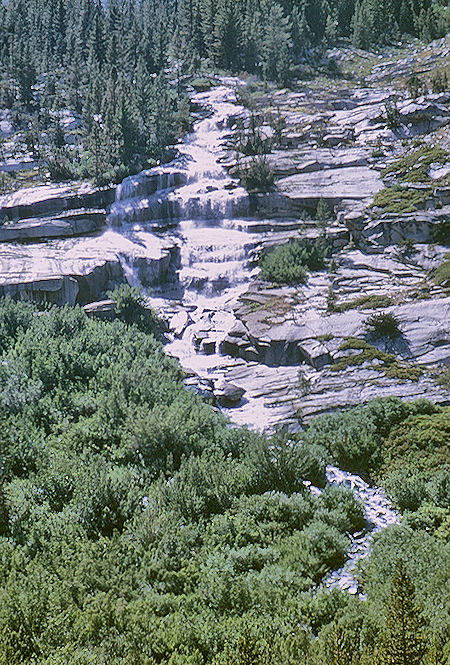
[0,293,448,664]
[0,0,448,184]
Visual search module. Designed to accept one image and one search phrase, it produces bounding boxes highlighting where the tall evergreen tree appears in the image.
[380,559,428,665]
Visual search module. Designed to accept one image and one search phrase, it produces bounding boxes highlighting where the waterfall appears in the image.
[108,84,249,228]
[107,79,399,597]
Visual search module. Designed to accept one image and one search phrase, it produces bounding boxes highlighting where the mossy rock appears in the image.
[191,77,216,92]
[431,254,450,287]
[331,338,423,382]
[382,146,450,184]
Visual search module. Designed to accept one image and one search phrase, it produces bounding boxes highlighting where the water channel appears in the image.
[109,78,399,594]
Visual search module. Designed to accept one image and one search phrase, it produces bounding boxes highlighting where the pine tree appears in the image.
[324,618,357,665]
[260,0,292,85]
[213,0,242,71]
[380,559,428,665]
[229,626,267,665]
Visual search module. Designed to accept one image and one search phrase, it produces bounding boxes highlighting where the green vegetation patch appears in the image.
[191,77,216,92]
[239,154,275,192]
[330,338,423,382]
[380,409,450,476]
[430,253,450,288]
[305,396,447,480]
[259,239,330,284]
[333,294,393,313]
[382,146,450,183]
[372,185,432,214]
[0,296,371,663]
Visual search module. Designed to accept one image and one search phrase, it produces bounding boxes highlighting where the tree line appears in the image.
[0,0,448,186]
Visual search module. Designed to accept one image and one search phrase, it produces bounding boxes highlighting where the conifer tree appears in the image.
[380,559,428,665]
[324,618,357,665]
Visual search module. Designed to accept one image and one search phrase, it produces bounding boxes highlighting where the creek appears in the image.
[109,78,399,594]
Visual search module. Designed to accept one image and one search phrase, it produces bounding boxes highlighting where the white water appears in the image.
[110,78,399,594]
[323,466,399,595]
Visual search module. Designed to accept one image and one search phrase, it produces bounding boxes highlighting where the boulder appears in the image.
[298,339,332,369]
[83,299,117,320]
[214,379,245,406]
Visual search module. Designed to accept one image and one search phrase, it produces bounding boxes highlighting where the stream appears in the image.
[109,78,399,594]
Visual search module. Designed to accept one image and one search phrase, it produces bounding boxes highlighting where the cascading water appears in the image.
[109,77,399,595]
[323,466,399,594]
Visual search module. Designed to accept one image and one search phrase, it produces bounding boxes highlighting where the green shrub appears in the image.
[384,100,401,130]
[191,77,216,92]
[431,70,448,94]
[316,198,334,222]
[430,220,450,245]
[364,312,402,339]
[372,186,432,213]
[431,254,450,287]
[108,284,162,338]
[239,154,274,192]
[381,146,449,183]
[330,338,422,382]
[406,72,423,98]
[333,294,393,313]
[259,239,330,284]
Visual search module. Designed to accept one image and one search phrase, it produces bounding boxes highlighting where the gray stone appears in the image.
[0,229,179,305]
[214,379,245,406]
[298,339,332,369]
[277,167,383,209]
[83,299,117,320]
[202,339,217,354]
[0,276,79,306]
[0,183,115,221]
[0,209,106,242]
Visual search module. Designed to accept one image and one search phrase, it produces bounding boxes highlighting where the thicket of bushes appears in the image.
[0,296,448,664]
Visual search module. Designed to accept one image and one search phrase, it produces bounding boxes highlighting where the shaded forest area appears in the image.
[0,0,448,185]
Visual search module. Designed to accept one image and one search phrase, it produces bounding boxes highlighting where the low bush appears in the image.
[305,397,442,477]
[259,239,330,284]
[239,154,274,191]
[372,185,432,213]
[333,294,393,313]
[431,221,450,245]
[381,146,449,183]
[384,100,401,130]
[431,70,448,94]
[108,283,162,338]
[191,77,216,92]
[431,254,450,287]
[330,338,422,382]
[364,312,402,339]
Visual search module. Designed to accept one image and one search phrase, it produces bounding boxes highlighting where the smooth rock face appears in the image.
[0,230,179,305]
[277,167,383,209]
[0,209,106,242]
[0,182,114,220]
[0,276,80,306]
